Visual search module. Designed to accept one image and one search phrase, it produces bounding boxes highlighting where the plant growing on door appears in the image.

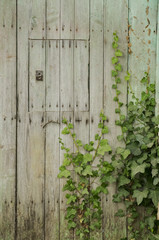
[111,32,159,240]
[58,112,113,240]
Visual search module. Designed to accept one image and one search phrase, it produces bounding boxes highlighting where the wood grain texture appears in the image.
[29,0,45,39]
[75,0,89,39]
[60,40,74,111]
[45,112,60,240]
[17,1,45,239]
[0,0,16,239]
[61,0,75,39]
[128,0,158,99]
[29,40,45,112]
[46,40,60,112]
[103,0,128,239]
[74,40,89,112]
[90,0,104,239]
[47,0,60,39]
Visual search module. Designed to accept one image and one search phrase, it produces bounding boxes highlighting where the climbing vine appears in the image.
[58,32,159,240]
[58,113,113,240]
[111,32,159,240]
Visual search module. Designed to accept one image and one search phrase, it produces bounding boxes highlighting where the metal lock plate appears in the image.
[36,70,43,81]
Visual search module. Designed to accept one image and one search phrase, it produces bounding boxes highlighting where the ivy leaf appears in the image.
[98,144,112,155]
[115,49,123,57]
[68,221,76,229]
[82,188,89,195]
[149,190,159,207]
[153,177,159,186]
[127,143,141,156]
[115,64,122,71]
[82,165,93,176]
[131,162,149,178]
[61,127,70,135]
[84,144,94,152]
[66,195,77,204]
[102,126,109,134]
[133,189,149,205]
[118,176,131,187]
[152,169,158,178]
[83,153,93,164]
[122,149,131,159]
[112,57,118,64]
[75,167,83,174]
[58,169,71,178]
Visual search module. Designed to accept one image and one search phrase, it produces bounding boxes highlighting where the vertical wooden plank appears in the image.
[45,112,60,240]
[61,0,75,39]
[75,0,89,39]
[29,40,45,112]
[46,40,60,112]
[60,112,74,240]
[29,0,45,39]
[103,0,128,239]
[60,40,74,111]
[74,40,89,112]
[47,0,60,39]
[0,0,16,239]
[17,1,45,239]
[156,4,159,116]
[128,0,158,99]
[17,113,45,240]
[73,112,90,240]
[90,0,104,239]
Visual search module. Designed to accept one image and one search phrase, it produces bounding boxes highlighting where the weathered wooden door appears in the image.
[0,0,158,240]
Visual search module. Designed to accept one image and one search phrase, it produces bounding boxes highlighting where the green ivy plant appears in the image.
[111,32,159,240]
[58,112,113,240]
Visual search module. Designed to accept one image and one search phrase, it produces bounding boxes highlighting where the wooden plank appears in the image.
[46,40,60,112]
[60,40,74,111]
[0,0,16,238]
[103,0,128,239]
[45,112,60,240]
[17,1,45,239]
[75,0,89,39]
[74,40,89,112]
[29,40,45,112]
[61,0,75,39]
[29,0,45,39]
[60,112,74,240]
[128,0,158,99]
[47,0,60,39]
[156,4,159,116]
[73,112,90,240]
[90,0,104,239]
[17,113,45,240]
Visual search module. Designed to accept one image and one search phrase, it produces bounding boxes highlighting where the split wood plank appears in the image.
[103,0,128,239]
[46,40,60,112]
[47,0,60,39]
[60,40,74,112]
[29,0,46,39]
[60,112,74,240]
[90,0,104,239]
[74,40,89,112]
[29,40,45,112]
[61,0,75,39]
[0,0,16,238]
[128,0,158,99]
[75,0,90,40]
[45,112,60,240]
